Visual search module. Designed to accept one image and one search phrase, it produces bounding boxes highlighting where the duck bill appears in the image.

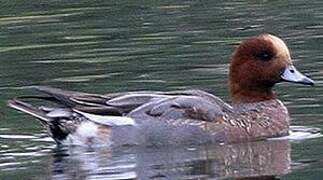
[280,64,314,86]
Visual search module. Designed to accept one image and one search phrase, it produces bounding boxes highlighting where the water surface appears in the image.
[1,0,323,179]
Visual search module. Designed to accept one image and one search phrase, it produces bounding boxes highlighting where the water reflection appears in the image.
[49,140,290,179]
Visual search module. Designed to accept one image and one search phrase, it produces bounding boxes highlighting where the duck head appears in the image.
[229,34,314,103]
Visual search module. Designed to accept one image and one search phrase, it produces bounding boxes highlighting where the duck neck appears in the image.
[229,81,276,104]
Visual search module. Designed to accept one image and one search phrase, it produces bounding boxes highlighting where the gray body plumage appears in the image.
[8,86,288,147]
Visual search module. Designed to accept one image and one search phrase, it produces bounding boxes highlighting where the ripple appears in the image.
[0,135,37,139]
[271,126,322,141]
[157,5,190,9]
[88,171,137,180]
[2,152,43,157]
[0,41,100,53]
[63,35,100,40]
[0,128,10,131]
[31,137,55,143]
[0,162,21,168]
[132,36,178,41]
[128,80,166,83]
[0,12,82,25]
[51,73,123,83]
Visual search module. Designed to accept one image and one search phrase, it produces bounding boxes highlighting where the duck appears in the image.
[8,34,314,147]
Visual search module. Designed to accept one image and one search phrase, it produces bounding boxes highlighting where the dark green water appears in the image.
[1,0,323,179]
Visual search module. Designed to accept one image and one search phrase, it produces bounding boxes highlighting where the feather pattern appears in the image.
[7,86,289,146]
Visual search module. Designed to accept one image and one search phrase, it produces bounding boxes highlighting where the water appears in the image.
[1,0,323,179]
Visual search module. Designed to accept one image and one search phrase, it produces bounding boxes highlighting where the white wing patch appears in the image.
[46,108,72,118]
[76,121,99,137]
[65,121,111,147]
[74,110,136,126]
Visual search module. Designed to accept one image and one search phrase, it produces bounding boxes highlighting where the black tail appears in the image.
[7,86,135,143]
[8,98,72,143]
[8,98,52,124]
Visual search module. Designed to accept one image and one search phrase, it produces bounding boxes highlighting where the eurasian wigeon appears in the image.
[8,34,314,146]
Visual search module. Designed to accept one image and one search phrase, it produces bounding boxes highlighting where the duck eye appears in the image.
[262,53,269,59]
[256,50,273,61]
